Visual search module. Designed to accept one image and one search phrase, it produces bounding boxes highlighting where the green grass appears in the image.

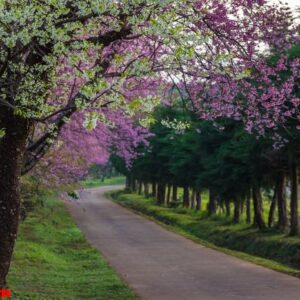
[8,190,136,300]
[81,176,126,188]
[110,190,300,278]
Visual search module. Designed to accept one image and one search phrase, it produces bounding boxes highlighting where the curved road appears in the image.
[65,186,300,300]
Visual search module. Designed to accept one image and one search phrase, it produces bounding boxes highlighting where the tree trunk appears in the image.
[138,181,142,195]
[144,183,149,198]
[240,200,245,214]
[208,189,217,216]
[125,176,131,191]
[183,186,190,208]
[268,188,277,228]
[225,201,231,217]
[233,197,240,223]
[195,191,202,211]
[0,112,31,288]
[252,185,266,230]
[277,173,287,231]
[166,184,171,206]
[289,154,299,236]
[130,176,136,192]
[172,185,178,202]
[246,191,251,224]
[191,190,195,209]
[157,183,166,205]
[152,182,157,197]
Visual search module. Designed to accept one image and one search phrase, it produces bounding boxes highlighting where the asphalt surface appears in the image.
[65,186,300,300]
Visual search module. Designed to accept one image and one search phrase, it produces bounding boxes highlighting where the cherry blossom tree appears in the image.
[33,108,152,184]
[0,0,297,287]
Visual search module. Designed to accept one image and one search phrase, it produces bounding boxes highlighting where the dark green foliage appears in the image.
[111,102,300,234]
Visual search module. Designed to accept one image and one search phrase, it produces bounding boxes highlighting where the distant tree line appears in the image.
[87,162,120,181]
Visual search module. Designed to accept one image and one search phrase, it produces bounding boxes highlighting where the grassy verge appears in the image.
[81,176,125,188]
[8,190,136,300]
[110,190,300,278]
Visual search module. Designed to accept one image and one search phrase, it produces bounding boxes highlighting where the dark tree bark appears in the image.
[183,186,190,208]
[195,191,202,211]
[138,181,142,195]
[191,190,195,209]
[246,191,251,224]
[130,176,137,192]
[157,183,166,205]
[125,176,131,191]
[172,185,178,202]
[252,185,266,230]
[240,200,245,214]
[225,201,231,217]
[0,111,31,288]
[208,189,217,216]
[144,182,149,198]
[152,182,157,197]
[233,197,240,223]
[166,184,171,206]
[162,183,166,204]
[289,154,299,236]
[268,188,277,228]
[277,173,287,231]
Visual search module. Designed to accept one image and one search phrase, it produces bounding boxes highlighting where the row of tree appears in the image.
[112,104,300,236]
[0,0,298,288]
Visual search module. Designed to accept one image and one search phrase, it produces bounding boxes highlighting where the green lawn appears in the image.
[8,190,136,300]
[81,176,126,188]
[110,190,300,278]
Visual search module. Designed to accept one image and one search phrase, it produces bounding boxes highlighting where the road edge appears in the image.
[106,190,300,279]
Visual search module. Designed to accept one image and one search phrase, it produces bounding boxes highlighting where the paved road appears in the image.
[65,186,300,300]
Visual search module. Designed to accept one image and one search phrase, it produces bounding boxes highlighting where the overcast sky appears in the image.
[273,0,299,10]
[285,0,299,9]
[270,0,299,22]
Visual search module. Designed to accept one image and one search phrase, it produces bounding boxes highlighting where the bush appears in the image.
[67,191,80,199]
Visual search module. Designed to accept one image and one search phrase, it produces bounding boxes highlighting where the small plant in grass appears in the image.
[67,191,79,200]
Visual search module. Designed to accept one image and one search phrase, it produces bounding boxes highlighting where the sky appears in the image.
[271,0,299,22]
[286,0,299,9]
[273,0,299,11]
